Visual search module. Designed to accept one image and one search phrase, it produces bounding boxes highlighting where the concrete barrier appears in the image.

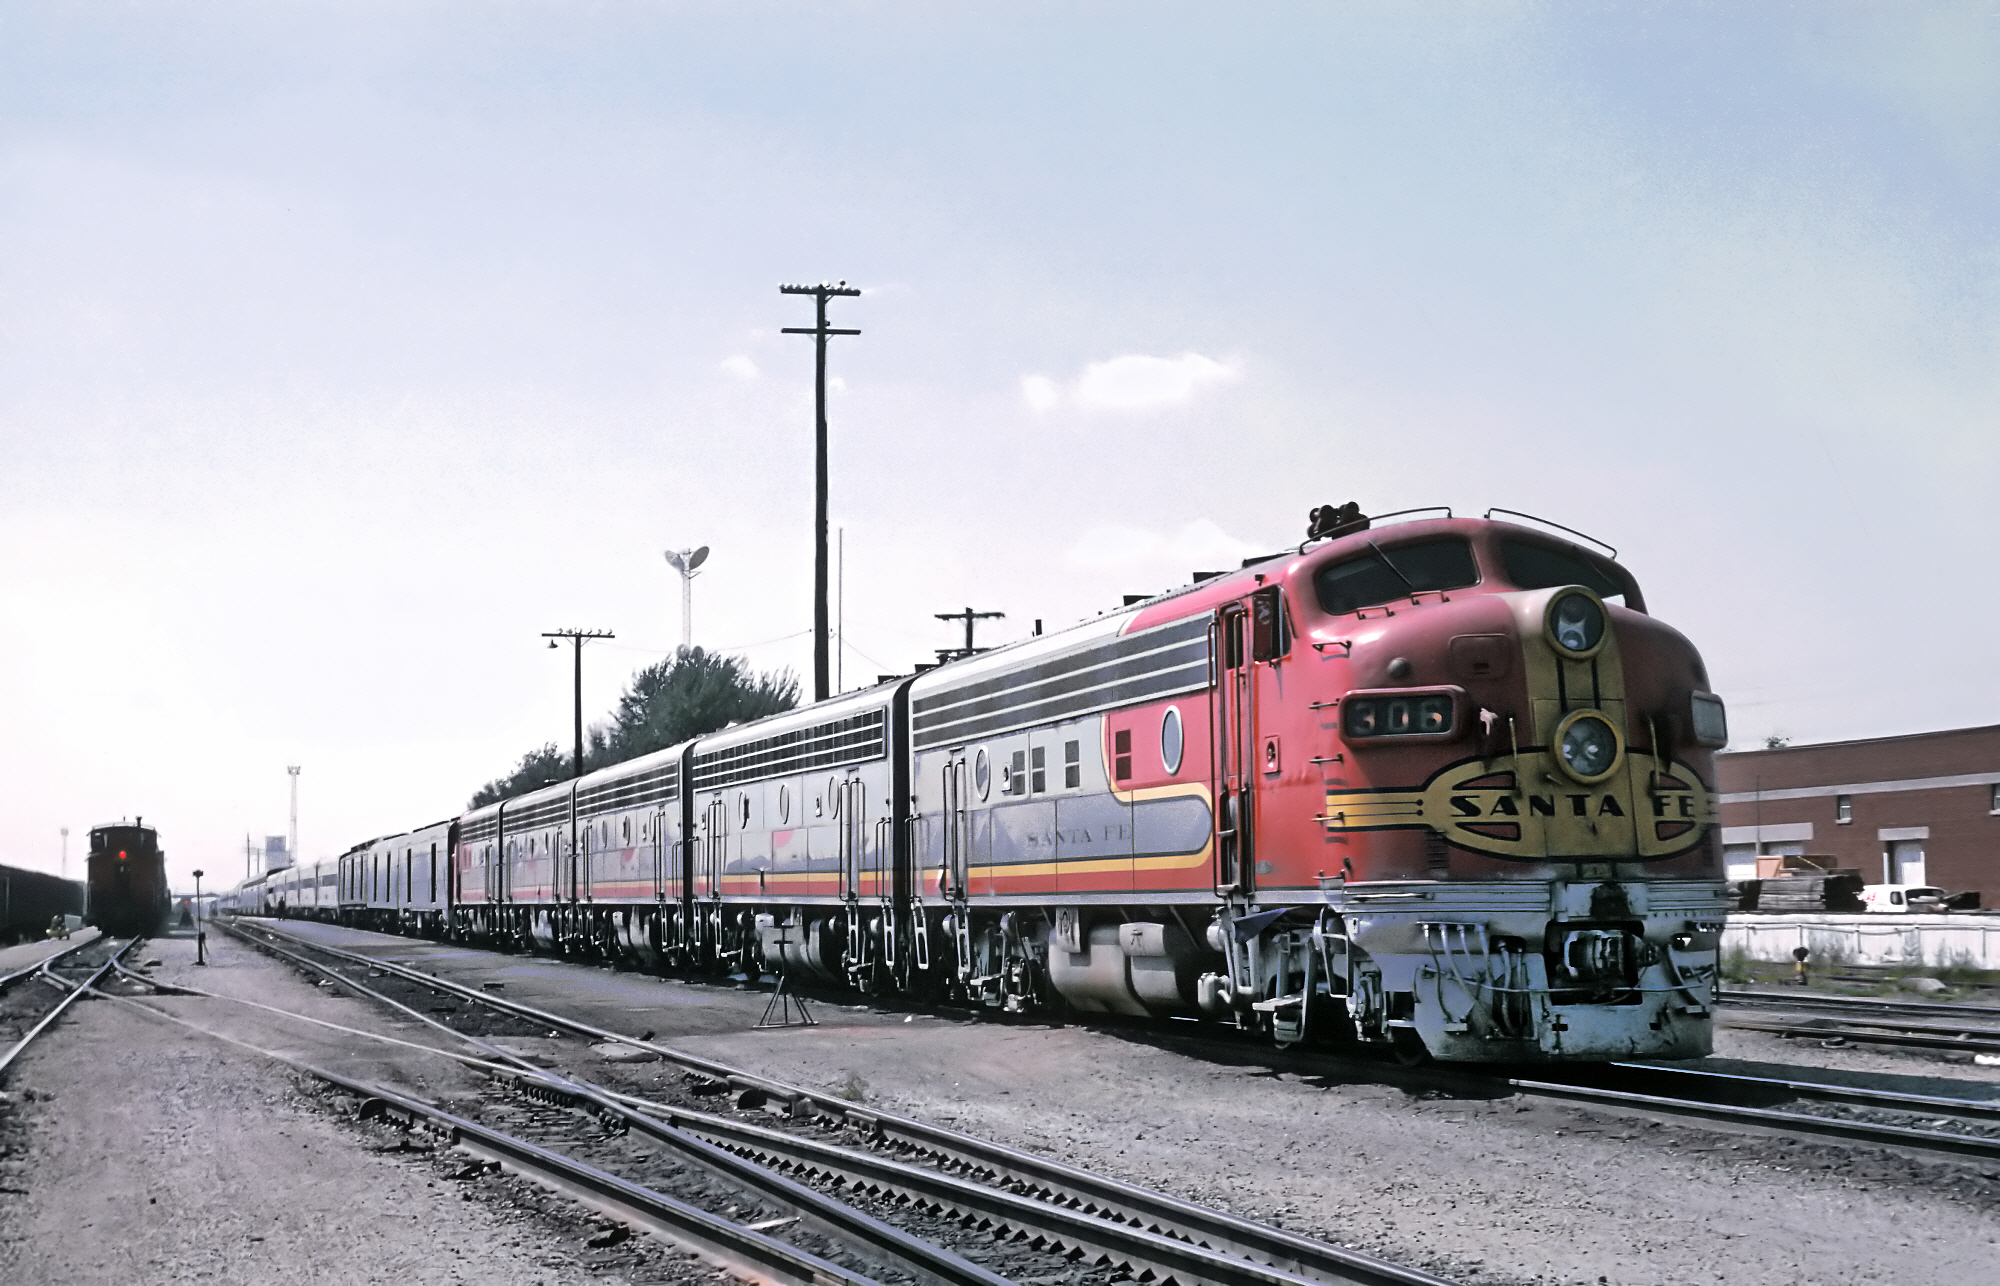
[1725,913,2000,971]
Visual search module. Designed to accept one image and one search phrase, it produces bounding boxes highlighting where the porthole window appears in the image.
[622,817,631,844]
[974,748,991,800]
[1162,707,1185,775]
[828,777,842,818]
[778,784,791,824]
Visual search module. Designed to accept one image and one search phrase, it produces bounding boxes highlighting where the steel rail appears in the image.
[212,921,1012,1286]
[1594,1062,2000,1123]
[1718,1016,2000,1055]
[0,933,103,993]
[1250,1043,2000,1166]
[225,920,1453,1286]
[290,1065,890,1286]
[1719,987,2000,1023]
[0,938,136,1080]
[1503,1073,2000,1160]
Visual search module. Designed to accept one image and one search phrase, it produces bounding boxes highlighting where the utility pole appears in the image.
[836,527,844,693]
[245,833,255,882]
[543,629,615,779]
[780,280,861,703]
[935,607,1005,664]
[663,546,709,652]
[287,765,301,869]
[60,827,67,881]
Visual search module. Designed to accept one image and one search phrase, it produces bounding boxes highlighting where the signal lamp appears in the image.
[1545,590,1608,659]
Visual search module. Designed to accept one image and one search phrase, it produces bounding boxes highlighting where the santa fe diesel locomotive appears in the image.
[248,507,1730,1064]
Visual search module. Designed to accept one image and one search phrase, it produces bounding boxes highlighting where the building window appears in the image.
[1836,794,1853,824]
[1113,730,1133,782]
[1030,746,1047,793]
[1064,740,1081,789]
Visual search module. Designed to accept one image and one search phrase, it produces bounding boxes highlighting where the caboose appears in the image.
[86,819,170,937]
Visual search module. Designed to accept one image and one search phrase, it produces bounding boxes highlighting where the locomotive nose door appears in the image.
[1212,605,1255,893]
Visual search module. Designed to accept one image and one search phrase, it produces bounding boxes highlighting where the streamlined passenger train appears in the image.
[233,506,1729,1063]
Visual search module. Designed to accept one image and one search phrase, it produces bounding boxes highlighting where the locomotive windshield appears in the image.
[1498,538,1628,602]
[1313,536,1479,615]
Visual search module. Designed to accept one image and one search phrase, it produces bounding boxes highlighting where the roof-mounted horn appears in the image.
[1306,501,1370,542]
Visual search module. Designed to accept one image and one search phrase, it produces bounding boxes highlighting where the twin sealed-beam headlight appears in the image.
[1342,689,1456,740]
[1545,589,1607,658]
[1554,710,1623,783]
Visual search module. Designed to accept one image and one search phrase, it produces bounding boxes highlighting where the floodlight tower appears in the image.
[663,546,709,652]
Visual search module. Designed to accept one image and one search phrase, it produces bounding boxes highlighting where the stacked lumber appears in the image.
[1752,870,1865,913]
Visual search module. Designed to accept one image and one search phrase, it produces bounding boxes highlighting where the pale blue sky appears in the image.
[3,3,1996,885]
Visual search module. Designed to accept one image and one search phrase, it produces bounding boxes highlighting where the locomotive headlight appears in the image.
[1554,710,1623,783]
[1545,590,1607,659]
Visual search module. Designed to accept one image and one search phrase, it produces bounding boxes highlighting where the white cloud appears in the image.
[1021,352,1240,412]
[720,354,758,380]
[1065,517,1265,576]
[1076,352,1238,410]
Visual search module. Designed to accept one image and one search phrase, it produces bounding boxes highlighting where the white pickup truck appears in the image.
[1861,884,1952,913]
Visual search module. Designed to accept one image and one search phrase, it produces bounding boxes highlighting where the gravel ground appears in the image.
[181,921,2000,1285]
[0,927,720,1284]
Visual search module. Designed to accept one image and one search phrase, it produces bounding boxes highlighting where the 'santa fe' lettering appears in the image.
[1448,793,1632,818]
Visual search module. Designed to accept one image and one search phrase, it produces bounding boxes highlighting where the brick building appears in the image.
[1716,725,2000,900]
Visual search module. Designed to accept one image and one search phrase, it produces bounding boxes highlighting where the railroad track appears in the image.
[1716,988,2000,1054]
[0,936,139,1082]
[230,918,2000,1181]
[209,918,1453,1286]
[1111,1004,2000,1167]
[1720,987,2000,1023]
[0,933,102,994]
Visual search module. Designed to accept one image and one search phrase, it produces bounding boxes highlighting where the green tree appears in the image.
[468,647,799,809]
[469,743,570,809]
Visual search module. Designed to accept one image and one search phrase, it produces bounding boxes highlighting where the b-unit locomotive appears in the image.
[252,507,1730,1064]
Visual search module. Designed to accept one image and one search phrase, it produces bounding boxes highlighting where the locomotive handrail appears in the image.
[1481,508,1617,557]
